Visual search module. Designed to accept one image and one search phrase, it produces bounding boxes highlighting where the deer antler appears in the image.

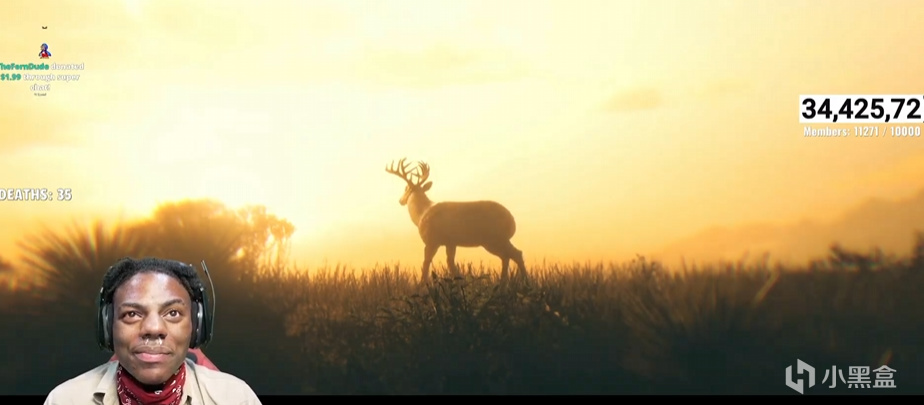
[386,158,415,186]
[413,161,430,185]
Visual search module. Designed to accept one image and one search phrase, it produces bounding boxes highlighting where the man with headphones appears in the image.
[43,257,261,404]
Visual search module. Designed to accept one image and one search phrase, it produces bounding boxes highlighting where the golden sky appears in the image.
[2,0,924,274]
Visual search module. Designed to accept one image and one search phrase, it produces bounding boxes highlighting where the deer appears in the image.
[385,158,527,283]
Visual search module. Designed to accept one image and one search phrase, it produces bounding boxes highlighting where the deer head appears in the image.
[385,157,431,206]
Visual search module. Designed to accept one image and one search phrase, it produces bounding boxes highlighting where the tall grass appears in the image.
[241,250,922,395]
[1,245,921,394]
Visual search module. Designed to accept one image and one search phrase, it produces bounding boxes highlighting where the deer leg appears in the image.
[483,243,510,280]
[446,245,461,278]
[506,240,527,280]
[422,244,439,282]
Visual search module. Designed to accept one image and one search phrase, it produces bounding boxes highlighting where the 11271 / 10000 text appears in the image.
[803,125,920,137]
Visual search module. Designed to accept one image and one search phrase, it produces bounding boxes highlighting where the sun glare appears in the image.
[124,0,143,18]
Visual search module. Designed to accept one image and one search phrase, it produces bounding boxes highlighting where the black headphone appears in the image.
[96,259,216,352]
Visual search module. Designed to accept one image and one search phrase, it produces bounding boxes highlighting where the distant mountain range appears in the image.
[654,188,924,267]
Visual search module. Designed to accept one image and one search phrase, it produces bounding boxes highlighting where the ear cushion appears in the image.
[97,285,112,352]
[190,300,203,348]
[196,285,212,348]
[102,304,112,350]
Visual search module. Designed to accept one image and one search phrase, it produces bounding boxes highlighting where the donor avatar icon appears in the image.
[39,43,51,59]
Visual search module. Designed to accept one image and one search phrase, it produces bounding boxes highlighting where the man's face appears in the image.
[112,271,192,385]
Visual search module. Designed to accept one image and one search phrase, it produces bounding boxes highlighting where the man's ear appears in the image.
[421,181,432,191]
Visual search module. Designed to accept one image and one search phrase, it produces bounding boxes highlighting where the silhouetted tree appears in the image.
[15,199,294,310]
[237,205,295,270]
[18,220,151,312]
[129,199,295,282]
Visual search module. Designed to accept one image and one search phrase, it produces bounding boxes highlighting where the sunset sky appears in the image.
[2,0,924,278]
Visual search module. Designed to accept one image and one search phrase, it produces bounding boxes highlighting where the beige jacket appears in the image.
[43,359,261,405]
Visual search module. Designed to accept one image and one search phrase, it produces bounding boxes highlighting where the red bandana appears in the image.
[116,363,186,405]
